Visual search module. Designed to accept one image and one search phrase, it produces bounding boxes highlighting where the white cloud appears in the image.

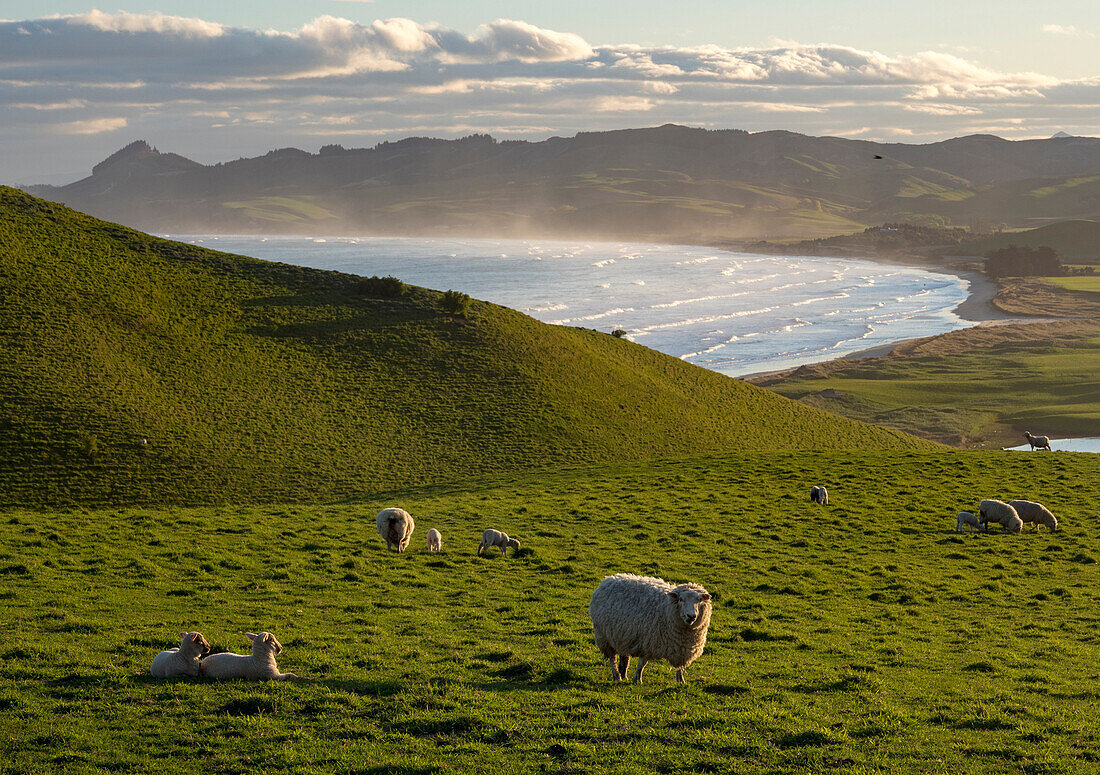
[0,11,1096,181]
[51,117,128,134]
[1041,24,1093,37]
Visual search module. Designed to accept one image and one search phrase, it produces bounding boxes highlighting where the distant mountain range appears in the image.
[23,125,1100,240]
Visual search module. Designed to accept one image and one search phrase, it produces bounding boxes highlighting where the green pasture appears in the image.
[768,338,1100,446]
[1046,276,1100,294]
[2,450,1099,773]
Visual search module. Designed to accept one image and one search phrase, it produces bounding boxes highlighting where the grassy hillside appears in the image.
[0,187,931,506]
[758,321,1100,447]
[953,220,1100,264]
[2,449,1098,773]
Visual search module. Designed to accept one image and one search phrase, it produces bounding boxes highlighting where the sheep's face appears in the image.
[669,586,711,627]
[507,538,521,551]
[247,632,283,655]
[190,632,211,657]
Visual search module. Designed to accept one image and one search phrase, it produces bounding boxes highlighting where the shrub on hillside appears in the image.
[611,329,627,338]
[984,245,1065,279]
[356,275,406,298]
[442,290,471,317]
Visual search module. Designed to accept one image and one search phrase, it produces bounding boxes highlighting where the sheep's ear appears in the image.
[700,593,712,602]
[245,632,258,641]
[180,631,187,639]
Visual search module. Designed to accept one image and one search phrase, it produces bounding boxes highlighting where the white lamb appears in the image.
[1023,431,1051,451]
[979,499,1023,534]
[199,632,302,681]
[477,528,520,556]
[955,511,981,534]
[426,528,442,553]
[376,507,415,553]
[810,486,829,505]
[1009,500,1058,532]
[588,573,712,685]
[150,631,210,678]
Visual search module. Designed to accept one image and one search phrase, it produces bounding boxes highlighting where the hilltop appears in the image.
[0,187,931,506]
[23,126,1100,241]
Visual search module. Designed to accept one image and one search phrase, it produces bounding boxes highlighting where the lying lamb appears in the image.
[376,507,414,553]
[810,486,829,505]
[1023,431,1051,451]
[1009,499,1058,532]
[477,528,520,556]
[426,528,442,553]
[979,499,1023,534]
[589,573,712,685]
[199,632,303,681]
[150,631,210,678]
[955,511,981,534]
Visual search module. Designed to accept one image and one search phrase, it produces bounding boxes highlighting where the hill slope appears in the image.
[0,187,932,505]
[953,219,1100,263]
[23,127,1100,240]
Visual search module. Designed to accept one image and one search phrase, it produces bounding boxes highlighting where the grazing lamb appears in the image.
[426,528,442,553]
[810,486,829,505]
[1009,500,1058,532]
[588,573,712,685]
[477,528,520,556]
[376,507,415,553]
[955,511,981,534]
[150,631,210,678]
[1023,431,1051,451]
[199,632,302,681]
[979,499,1023,534]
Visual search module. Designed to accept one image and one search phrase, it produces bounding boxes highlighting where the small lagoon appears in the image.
[1008,438,1100,453]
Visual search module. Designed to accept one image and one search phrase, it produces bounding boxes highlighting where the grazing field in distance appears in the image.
[2,450,1098,774]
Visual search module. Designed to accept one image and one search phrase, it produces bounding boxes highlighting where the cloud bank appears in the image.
[1,11,1095,180]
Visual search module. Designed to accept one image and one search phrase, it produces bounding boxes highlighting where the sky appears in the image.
[1,1,1097,183]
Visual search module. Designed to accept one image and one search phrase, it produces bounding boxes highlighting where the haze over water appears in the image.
[180,235,973,376]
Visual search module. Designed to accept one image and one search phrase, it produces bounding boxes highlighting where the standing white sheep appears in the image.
[1023,431,1051,451]
[588,573,712,685]
[477,528,520,556]
[1009,500,1058,532]
[426,528,442,552]
[199,632,302,681]
[955,511,981,534]
[979,499,1023,534]
[810,486,829,505]
[376,507,415,553]
[150,631,210,678]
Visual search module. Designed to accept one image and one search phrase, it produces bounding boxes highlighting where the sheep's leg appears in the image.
[607,655,621,681]
[618,655,630,680]
[675,668,686,685]
[477,543,485,556]
[631,659,649,684]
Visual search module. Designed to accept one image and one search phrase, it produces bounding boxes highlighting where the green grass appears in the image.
[765,337,1100,447]
[0,186,932,507]
[2,449,1099,773]
[1046,276,1100,293]
[222,196,337,224]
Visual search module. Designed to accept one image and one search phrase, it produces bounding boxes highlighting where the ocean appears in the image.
[174,235,974,377]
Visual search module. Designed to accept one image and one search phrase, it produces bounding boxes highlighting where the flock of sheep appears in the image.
[150,482,1061,686]
[956,498,1059,534]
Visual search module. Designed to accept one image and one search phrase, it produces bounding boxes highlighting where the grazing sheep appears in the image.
[588,573,712,685]
[979,499,1023,534]
[955,511,981,534]
[477,528,520,556]
[1009,500,1058,532]
[1023,431,1051,451]
[199,632,302,681]
[150,631,210,678]
[376,507,415,553]
[810,486,829,505]
[426,528,442,553]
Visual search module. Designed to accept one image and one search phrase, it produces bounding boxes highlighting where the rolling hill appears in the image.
[22,126,1100,241]
[0,187,932,506]
[952,219,1100,263]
